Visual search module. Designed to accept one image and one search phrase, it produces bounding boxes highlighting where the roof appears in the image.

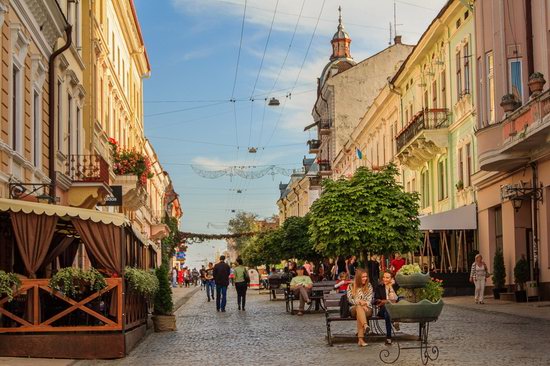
[0,198,129,227]
[129,0,151,72]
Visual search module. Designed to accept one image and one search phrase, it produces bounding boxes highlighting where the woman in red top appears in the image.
[177,268,184,287]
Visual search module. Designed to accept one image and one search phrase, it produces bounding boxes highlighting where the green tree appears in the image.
[280,215,320,261]
[308,164,421,257]
[241,228,283,267]
[228,211,258,255]
[161,216,181,266]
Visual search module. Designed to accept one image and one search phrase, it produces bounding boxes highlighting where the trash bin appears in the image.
[526,281,538,298]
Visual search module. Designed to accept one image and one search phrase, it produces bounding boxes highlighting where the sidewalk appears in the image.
[0,286,201,366]
[445,295,550,321]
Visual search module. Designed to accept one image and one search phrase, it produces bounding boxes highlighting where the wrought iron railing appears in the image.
[308,139,321,152]
[318,160,331,172]
[66,154,110,185]
[396,109,449,152]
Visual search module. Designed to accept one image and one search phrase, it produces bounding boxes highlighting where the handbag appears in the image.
[244,269,250,284]
[339,294,351,318]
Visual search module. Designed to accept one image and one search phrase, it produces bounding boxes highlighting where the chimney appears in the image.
[394,35,402,45]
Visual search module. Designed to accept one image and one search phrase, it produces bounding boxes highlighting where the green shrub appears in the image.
[513,257,530,288]
[153,265,173,315]
[49,267,107,298]
[399,264,422,275]
[492,248,506,289]
[0,271,21,302]
[125,267,159,297]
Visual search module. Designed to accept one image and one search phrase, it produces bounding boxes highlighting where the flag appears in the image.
[356,148,363,160]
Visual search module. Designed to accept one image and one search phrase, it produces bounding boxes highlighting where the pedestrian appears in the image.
[367,255,380,286]
[469,254,489,304]
[199,265,206,290]
[205,262,215,302]
[177,266,184,287]
[184,268,191,287]
[303,260,312,275]
[374,271,400,345]
[347,268,373,347]
[233,258,250,311]
[213,255,231,312]
[289,266,313,316]
[229,265,235,287]
[171,266,178,288]
[390,253,406,275]
[192,268,199,286]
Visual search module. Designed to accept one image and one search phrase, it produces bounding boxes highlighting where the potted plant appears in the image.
[108,137,154,185]
[500,94,520,113]
[513,256,529,302]
[387,278,444,321]
[152,264,176,332]
[125,266,159,298]
[491,248,507,299]
[395,263,430,288]
[455,180,464,191]
[0,271,21,302]
[49,267,107,299]
[528,72,546,94]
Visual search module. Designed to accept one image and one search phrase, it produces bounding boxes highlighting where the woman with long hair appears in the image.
[347,268,374,347]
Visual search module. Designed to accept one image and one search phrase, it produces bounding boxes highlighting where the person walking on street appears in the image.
[205,262,215,302]
[233,258,249,311]
[199,265,206,290]
[213,255,231,312]
[470,254,489,304]
[289,266,313,316]
[171,267,178,288]
[347,269,373,347]
[177,266,184,287]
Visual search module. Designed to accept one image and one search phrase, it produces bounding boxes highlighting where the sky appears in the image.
[133,0,447,268]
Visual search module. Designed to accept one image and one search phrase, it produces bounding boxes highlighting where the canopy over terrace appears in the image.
[0,198,157,277]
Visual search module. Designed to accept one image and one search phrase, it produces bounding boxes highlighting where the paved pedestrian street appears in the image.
[77,291,550,366]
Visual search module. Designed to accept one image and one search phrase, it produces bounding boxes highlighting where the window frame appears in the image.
[508,58,524,103]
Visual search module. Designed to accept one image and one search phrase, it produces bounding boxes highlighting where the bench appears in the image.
[322,292,390,346]
[266,277,289,301]
[286,281,336,314]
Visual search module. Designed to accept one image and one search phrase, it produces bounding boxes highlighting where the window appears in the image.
[33,91,41,166]
[486,52,495,124]
[494,206,503,250]
[57,81,63,152]
[509,59,523,102]
[432,80,437,108]
[463,43,470,94]
[458,147,464,184]
[438,158,448,201]
[421,169,430,208]
[76,106,81,154]
[440,69,446,108]
[67,95,72,156]
[456,51,462,97]
[11,65,21,151]
[465,143,472,186]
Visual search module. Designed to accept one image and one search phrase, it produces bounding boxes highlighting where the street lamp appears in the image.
[512,198,523,212]
[37,193,55,204]
[268,97,280,106]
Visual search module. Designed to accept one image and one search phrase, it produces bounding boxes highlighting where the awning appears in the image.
[0,198,129,227]
[303,121,318,131]
[419,203,477,231]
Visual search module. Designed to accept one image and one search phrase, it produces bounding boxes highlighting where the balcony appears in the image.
[318,160,332,176]
[66,154,112,208]
[477,89,550,172]
[319,120,331,135]
[308,139,321,154]
[395,109,449,169]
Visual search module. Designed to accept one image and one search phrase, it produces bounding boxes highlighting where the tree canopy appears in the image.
[227,211,258,254]
[308,164,421,257]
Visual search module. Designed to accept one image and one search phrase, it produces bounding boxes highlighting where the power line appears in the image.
[144,101,229,117]
[231,0,247,99]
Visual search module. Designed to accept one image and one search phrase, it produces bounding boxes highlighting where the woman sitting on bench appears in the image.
[346,269,373,347]
[374,271,400,345]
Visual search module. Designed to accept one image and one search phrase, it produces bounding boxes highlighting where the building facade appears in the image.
[474,0,550,299]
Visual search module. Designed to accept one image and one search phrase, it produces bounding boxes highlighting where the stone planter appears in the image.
[528,78,546,94]
[395,272,431,289]
[152,314,177,332]
[385,299,444,322]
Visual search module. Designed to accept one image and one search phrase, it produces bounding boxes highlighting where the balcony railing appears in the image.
[318,160,331,173]
[396,109,449,152]
[66,154,109,185]
[307,139,321,153]
[319,120,331,134]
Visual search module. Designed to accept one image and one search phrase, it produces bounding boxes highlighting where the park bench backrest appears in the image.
[323,293,344,313]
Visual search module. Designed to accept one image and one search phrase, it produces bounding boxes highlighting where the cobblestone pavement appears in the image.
[78,289,550,366]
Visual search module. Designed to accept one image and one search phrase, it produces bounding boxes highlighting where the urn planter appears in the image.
[385,299,444,322]
[395,272,431,289]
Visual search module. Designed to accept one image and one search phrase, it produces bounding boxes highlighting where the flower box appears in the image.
[395,271,431,288]
[385,299,444,322]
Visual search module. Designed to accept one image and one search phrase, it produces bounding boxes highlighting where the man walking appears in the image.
[205,262,215,302]
[213,255,231,312]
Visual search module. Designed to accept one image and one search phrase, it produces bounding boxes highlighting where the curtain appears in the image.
[72,218,123,275]
[10,212,58,278]
[59,239,80,268]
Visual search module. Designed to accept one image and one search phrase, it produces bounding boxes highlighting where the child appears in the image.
[334,272,352,293]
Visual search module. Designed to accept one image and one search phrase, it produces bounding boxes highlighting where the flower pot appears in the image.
[152,314,176,332]
[395,272,431,289]
[514,290,527,303]
[500,100,518,113]
[528,78,546,94]
[385,299,444,322]
[492,288,506,300]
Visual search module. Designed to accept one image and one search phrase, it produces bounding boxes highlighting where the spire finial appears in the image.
[338,6,342,26]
